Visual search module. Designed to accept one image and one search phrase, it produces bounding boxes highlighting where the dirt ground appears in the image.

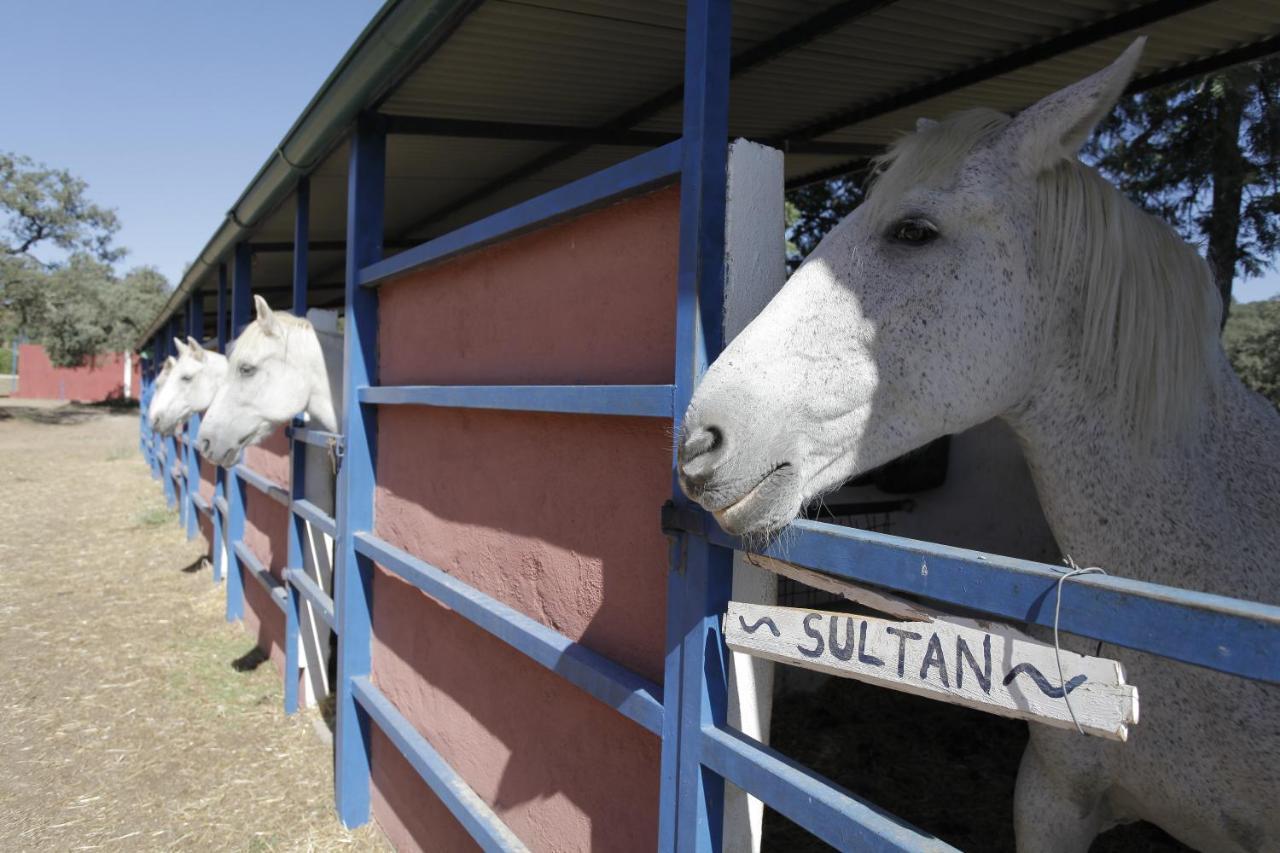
[0,400,388,852]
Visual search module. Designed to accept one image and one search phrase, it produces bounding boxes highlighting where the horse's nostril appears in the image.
[680,426,726,492]
[683,426,723,461]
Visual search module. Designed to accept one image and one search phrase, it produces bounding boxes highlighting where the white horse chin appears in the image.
[710,466,803,536]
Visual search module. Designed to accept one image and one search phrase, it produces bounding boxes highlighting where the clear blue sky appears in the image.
[4,2,1278,302]
[3,1,381,286]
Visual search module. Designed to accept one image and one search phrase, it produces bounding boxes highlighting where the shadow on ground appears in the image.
[232,647,270,673]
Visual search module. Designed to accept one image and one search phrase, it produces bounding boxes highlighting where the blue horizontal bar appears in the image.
[233,540,288,612]
[351,676,530,852]
[354,532,664,734]
[292,498,337,538]
[214,495,229,517]
[668,510,1280,683]
[699,725,955,852]
[287,425,344,451]
[285,568,336,630]
[358,384,674,418]
[192,493,211,515]
[233,464,290,507]
[358,141,683,287]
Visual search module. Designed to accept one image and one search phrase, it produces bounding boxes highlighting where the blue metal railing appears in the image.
[136,1,1280,848]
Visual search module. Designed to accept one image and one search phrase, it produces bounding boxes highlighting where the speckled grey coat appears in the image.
[679,40,1279,853]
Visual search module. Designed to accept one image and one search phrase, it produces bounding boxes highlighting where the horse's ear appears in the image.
[1004,37,1144,173]
[173,336,187,356]
[186,336,205,362]
[254,294,281,337]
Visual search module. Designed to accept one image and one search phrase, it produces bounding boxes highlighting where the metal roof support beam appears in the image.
[291,179,310,318]
[135,0,483,349]
[780,27,1280,191]
[779,0,1217,144]
[231,243,254,340]
[663,0,735,848]
[407,0,900,233]
[1128,32,1280,94]
[334,112,385,830]
[380,114,882,157]
[248,238,418,254]
[184,293,204,541]
[216,263,228,354]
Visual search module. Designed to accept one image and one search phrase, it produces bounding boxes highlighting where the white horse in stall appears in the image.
[680,40,1279,853]
[147,337,228,435]
[199,295,344,707]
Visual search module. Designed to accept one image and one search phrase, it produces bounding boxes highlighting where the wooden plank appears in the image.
[746,555,934,622]
[724,602,1138,741]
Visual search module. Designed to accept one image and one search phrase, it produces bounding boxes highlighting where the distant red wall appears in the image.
[15,344,141,402]
[371,186,679,851]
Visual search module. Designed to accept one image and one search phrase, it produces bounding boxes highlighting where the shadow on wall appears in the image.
[370,408,672,852]
[365,187,684,852]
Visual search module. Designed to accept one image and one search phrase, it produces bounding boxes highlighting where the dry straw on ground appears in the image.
[0,400,388,852]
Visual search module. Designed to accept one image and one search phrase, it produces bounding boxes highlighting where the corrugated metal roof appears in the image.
[144,0,1280,345]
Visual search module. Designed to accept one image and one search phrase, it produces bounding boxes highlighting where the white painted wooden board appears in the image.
[724,601,1139,741]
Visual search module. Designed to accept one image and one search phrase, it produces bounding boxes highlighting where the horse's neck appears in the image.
[1006,349,1280,603]
[206,351,229,380]
[297,327,342,433]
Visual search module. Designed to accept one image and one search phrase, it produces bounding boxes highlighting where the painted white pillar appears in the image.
[721,139,786,853]
[123,351,133,399]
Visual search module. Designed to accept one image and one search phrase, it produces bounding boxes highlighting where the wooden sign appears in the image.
[724,601,1138,741]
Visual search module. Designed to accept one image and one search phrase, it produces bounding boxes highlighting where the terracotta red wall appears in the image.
[238,428,297,695]
[15,344,140,401]
[371,186,679,852]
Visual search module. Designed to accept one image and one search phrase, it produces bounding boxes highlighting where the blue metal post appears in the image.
[139,347,149,456]
[185,294,203,541]
[161,320,178,510]
[334,114,384,828]
[232,243,254,339]
[662,0,734,850]
[284,177,310,716]
[211,264,228,584]
[226,245,253,621]
[149,337,164,481]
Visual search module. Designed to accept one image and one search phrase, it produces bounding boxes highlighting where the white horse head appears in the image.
[147,336,228,435]
[198,295,341,467]
[679,38,1215,536]
[152,355,176,395]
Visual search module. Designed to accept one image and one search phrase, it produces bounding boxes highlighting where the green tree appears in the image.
[0,152,122,265]
[785,59,1280,327]
[786,175,866,272]
[1085,57,1280,325]
[0,153,166,367]
[1223,297,1280,407]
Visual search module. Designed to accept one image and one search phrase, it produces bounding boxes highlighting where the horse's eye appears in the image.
[180,375,193,383]
[238,364,257,378]
[890,218,939,245]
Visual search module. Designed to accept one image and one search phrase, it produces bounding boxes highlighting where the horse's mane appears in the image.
[868,109,1219,442]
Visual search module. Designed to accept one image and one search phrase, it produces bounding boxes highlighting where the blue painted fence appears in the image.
[137,0,1280,849]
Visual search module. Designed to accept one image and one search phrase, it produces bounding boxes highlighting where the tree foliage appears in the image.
[786,59,1280,327]
[0,153,167,367]
[1084,57,1280,324]
[786,176,865,272]
[1223,297,1280,407]
[0,152,122,264]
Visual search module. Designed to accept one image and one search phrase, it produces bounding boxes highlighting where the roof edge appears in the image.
[136,0,480,349]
